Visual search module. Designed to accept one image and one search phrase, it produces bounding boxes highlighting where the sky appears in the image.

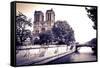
[16,3,96,44]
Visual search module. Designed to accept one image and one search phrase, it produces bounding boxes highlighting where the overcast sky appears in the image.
[16,3,96,44]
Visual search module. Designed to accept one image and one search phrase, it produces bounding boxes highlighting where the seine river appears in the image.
[45,47,97,64]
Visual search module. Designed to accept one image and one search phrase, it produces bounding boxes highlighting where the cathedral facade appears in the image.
[33,9,55,34]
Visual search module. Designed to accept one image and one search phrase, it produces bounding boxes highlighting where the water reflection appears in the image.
[78,47,93,53]
[70,53,96,62]
[71,47,96,62]
[46,47,97,64]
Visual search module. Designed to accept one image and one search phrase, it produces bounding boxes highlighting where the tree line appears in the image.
[16,12,75,46]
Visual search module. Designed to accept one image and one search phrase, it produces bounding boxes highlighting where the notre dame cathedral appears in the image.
[33,9,55,34]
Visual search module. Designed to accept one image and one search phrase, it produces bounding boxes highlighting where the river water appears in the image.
[45,48,97,64]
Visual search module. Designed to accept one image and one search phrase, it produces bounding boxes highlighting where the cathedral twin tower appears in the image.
[33,9,55,34]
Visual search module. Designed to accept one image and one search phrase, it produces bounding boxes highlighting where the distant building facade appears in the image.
[33,9,55,34]
[46,9,55,30]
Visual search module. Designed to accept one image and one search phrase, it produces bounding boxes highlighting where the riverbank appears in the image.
[16,45,75,66]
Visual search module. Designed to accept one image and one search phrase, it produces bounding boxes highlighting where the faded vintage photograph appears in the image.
[15,2,97,66]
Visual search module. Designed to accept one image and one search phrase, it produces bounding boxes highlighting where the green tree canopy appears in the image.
[52,21,75,45]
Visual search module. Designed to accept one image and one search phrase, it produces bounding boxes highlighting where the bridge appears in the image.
[75,44,96,52]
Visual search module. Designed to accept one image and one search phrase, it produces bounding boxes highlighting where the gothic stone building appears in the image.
[33,9,55,34]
